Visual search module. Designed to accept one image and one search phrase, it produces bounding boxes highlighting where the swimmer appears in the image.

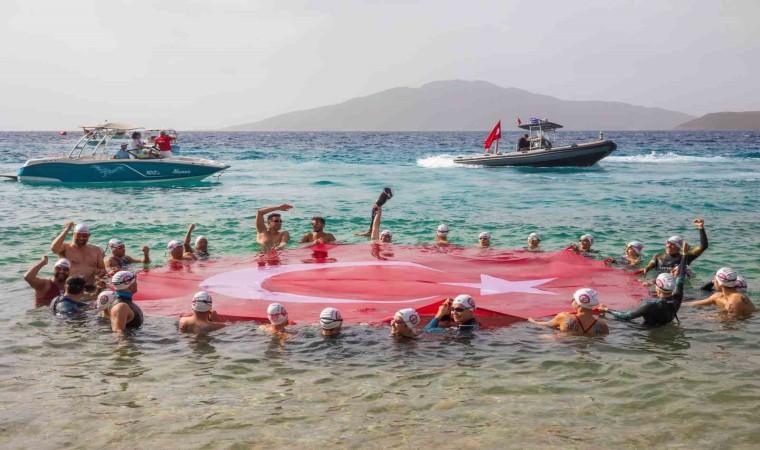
[50,221,106,288]
[390,308,421,338]
[178,292,228,333]
[109,271,144,332]
[95,290,115,318]
[184,224,210,259]
[568,233,599,255]
[50,275,90,316]
[319,307,343,336]
[435,224,450,244]
[261,303,290,333]
[424,295,479,333]
[104,238,150,275]
[369,205,392,243]
[167,240,196,263]
[599,243,688,326]
[604,241,644,268]
[477,231,491,248]
[683,268,756,316]
[356,187,394,237]
[256,204,292,252]
[24,256,69,305]
[700,275,747,292]
[635,218,708,275]
[300,216,337,244]
[526,233,541,250]
[528,288,609,335]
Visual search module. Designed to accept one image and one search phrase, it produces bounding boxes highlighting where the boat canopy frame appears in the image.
[517,121,564,151]
[68,124,139,159]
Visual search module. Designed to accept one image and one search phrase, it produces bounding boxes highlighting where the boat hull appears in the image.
[454,140,617,167]
[16,157,229,183]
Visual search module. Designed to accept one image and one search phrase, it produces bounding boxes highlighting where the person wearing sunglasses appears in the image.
[320,307,343,336]
[528,288,609,335]
[256,204,293,252]
[567,233,599,256]
[526,233,541,251]
[104,238,150,275]
[477,231,491,248]
[178,291,228,333]
[423,295,479,333]
[603,241,644,269]
[300,216,337,244]
[435,224,450,245]
[390,308,421,338]
[24,256,69,306]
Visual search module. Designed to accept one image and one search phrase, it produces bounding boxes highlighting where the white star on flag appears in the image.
[441,274,558,296]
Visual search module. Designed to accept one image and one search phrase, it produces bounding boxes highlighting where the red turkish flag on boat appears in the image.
[517,117,522,126]
[484,120,501,150]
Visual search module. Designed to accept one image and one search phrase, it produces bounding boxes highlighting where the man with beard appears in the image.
[23,256,70,305]
[256,204,292,252]
[50,222,105,290]
[299,216,336,244]
[104,238,150,275]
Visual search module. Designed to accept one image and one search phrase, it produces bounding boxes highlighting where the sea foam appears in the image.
[607,151,733,163]
[417,154,470,168]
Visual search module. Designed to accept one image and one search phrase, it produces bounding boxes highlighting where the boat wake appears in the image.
[607,151,733,163]
[417,154,468,168]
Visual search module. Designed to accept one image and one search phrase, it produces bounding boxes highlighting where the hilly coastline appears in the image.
[674,111,760,130]
[226,80,694,131]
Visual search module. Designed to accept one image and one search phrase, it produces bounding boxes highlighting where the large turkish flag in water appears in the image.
[134,244,645,326]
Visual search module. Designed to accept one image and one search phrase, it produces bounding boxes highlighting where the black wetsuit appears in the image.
[644,228,708,274]
[50,295,89,316]
[609,256,687,326]
[517,137,530,150]
[112,293,144,329]
[424,317,479,333]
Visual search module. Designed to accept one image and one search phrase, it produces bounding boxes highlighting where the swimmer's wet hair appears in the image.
[65,275,86,294]
[311,216,325,224]
[267,213,282,222]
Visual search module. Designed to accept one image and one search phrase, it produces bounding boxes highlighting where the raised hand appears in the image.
[693,218,704,229]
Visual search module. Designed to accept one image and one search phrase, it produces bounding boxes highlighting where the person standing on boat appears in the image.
[517,134,530,151]
[154,130,176,158]
[24,256,70,306]
[256,204,292,252]
[634,219,708,275]
[50,222,106,291]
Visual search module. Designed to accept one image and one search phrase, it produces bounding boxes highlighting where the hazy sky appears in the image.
[2,0,758,130]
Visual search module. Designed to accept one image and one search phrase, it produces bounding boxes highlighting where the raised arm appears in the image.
[184,224,195,253]
[256,204,292,234]
[370,206,382,241]
[127,246,151,264]
[51,221,74,255]
[686,218,708,262]
[24,256,50,290]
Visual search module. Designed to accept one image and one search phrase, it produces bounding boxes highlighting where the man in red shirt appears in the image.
[154,130,176,158]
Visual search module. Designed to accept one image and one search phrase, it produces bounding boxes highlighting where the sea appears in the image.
[0,130,758,448]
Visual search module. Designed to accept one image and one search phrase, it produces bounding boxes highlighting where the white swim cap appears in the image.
[108,238,125,249]
[167,240,183,251]
[73,223,90,234]
[452,294,476,310]
[319,307,343,329]
[573,288,599,309]
[478,231,491,240]
[626,241,644,255]
[395,308,421,329]
[192,291,213,312]
[735,276,747,290]
[528,232,541,242]
[96,291,115,312]
[195,236,207,245]
[667,236,683,247]
[655,273,676,292]
[715,267,737,287]
[380,230,392,238]
[112,270,137,290]
[437,224,449,236]
[580,234,594,245]
[267,303,288,325]
[54,258,71,269]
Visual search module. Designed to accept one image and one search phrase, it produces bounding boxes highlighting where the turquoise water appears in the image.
[0,131,759,447]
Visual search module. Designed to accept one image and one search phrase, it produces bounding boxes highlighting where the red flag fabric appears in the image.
[135,244,645,326]
[517,117,522,126]
[484,120,501,150]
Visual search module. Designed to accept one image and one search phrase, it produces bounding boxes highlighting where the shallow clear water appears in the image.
[0,131,759,448]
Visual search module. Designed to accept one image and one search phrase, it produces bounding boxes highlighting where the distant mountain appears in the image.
[674,111,760,130]
[226,80,694,131]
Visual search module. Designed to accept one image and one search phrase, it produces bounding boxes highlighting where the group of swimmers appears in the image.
[23,194,756,336]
